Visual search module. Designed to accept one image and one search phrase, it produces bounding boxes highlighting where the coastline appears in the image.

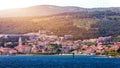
[0,54,110,58]
[0,52,119,58]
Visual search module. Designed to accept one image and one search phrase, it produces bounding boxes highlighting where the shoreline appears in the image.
[0,54,110,57]
[0,53,119,58]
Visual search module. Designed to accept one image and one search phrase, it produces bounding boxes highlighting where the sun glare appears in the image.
[0,0,40,10]
[0,0,120,10]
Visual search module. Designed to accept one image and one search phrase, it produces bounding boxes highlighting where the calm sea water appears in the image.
[0,55,120,68]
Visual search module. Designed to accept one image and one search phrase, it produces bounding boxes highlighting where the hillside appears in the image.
[0,5,120,17]
[0,11,120,39]
[0,5,86,17]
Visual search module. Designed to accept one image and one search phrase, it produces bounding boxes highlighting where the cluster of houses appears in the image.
[0,30,120,55]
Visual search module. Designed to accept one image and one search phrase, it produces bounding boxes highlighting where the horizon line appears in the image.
[0,4,120,10]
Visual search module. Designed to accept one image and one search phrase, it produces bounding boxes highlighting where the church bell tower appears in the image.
[18,36,22,45]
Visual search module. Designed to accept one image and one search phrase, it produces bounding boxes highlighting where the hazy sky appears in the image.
[0,0,119,10]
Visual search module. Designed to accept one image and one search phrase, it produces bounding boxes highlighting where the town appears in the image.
[0,30,120,57]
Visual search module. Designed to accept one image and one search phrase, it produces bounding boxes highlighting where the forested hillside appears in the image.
[0,11,120,39]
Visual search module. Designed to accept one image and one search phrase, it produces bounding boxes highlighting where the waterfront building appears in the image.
[15,37,32,53]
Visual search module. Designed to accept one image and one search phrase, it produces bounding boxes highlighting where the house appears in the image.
[97,36,112,42]
[15,37,32,54]
[15,45,32,54]
[0,47,10,55]
[31,45,39,53]
[109,45,120,50]
[0,47,17,55]
[64,35,73,39]
[9,49,17,54]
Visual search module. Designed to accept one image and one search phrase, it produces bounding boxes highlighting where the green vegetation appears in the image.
[85,42,96,46]
[29,52,57,55]
[48,44,62,54]
[105,47,120,56]
[105,50,120,56]
[112,36,120,42]
[0,11,120,39]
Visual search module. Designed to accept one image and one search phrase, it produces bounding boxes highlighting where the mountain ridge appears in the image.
[0,5,120,17]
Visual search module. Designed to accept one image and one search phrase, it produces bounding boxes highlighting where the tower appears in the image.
[38,30,41,36]
[18,36,22,45]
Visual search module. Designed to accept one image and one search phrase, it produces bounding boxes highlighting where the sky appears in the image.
[0,0,119,10]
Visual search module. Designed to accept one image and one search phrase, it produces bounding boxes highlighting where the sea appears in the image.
[0,55,120,68]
